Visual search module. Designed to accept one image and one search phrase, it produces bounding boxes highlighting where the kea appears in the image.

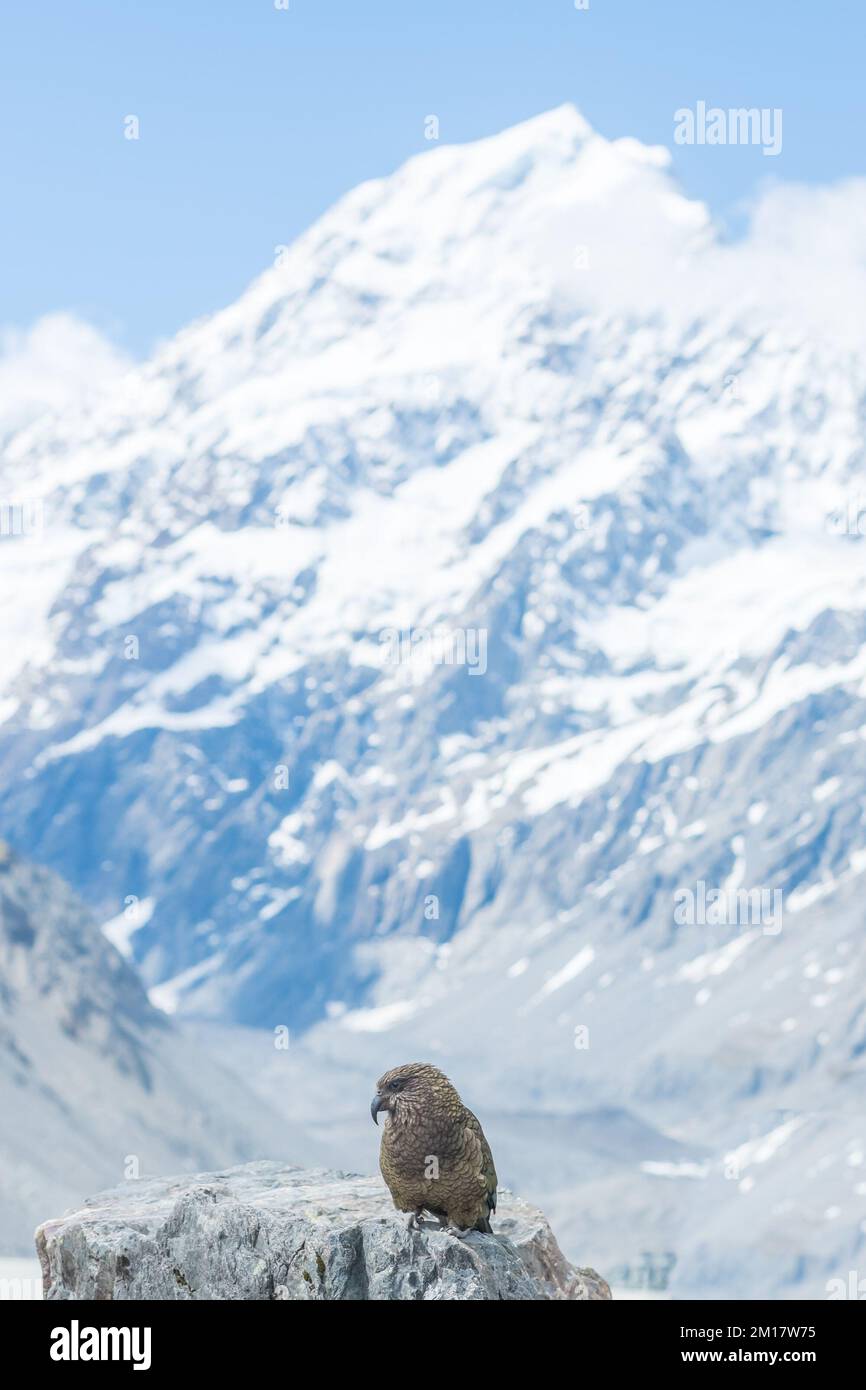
[371,1062,497,1235]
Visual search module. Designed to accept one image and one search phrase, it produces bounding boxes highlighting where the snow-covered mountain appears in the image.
[1,105,864,1294]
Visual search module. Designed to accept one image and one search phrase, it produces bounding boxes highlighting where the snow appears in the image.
[535,946,595,999]
[268,816,311,867]
[724,1119,805,1172]
[339,1000,419,1032]
[148,955,225,1015]
[813,776,841,802]
[36,698,242,766]
[102,898,154,958]
[677,933,759,984]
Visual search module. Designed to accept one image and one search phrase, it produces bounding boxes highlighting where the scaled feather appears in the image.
[372,1062,497,1233]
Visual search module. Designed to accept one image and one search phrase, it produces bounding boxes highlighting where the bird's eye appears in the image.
[390,1079,403,1092]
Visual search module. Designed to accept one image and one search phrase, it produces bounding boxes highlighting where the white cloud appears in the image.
[552,150,866,348]
[723,179,866,345]
[0,313,130,437]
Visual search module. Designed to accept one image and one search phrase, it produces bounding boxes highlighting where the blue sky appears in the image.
[1,0,863,356]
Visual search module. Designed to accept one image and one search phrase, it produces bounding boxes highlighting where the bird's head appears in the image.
[370,1062,455,1125]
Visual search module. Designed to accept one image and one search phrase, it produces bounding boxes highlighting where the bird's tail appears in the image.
[475,1215,493,1234]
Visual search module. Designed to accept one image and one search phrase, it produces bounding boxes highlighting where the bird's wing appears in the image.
[463,1108,497,1210]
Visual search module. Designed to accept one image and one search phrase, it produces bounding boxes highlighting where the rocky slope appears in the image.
[0,843,317,1254]
[36,1160,610,1300]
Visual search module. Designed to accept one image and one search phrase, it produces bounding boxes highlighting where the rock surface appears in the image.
[36,1160,610,1301]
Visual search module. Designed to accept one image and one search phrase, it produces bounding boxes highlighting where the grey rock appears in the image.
[36,1160,611,1301]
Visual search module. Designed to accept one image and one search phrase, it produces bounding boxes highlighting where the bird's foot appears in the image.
[406,1210,425,1232]
[446,1223,473,1240]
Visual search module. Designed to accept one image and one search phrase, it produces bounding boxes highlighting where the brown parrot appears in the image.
[371,1062,497,1235]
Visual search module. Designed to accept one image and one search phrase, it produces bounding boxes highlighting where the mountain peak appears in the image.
[462,101,596,154]
[173,101,702,383]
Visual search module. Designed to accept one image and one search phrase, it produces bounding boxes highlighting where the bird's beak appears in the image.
[370,1093,384,1125]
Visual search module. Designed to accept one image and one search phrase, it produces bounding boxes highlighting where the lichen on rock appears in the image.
[36,1160,611,1301]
